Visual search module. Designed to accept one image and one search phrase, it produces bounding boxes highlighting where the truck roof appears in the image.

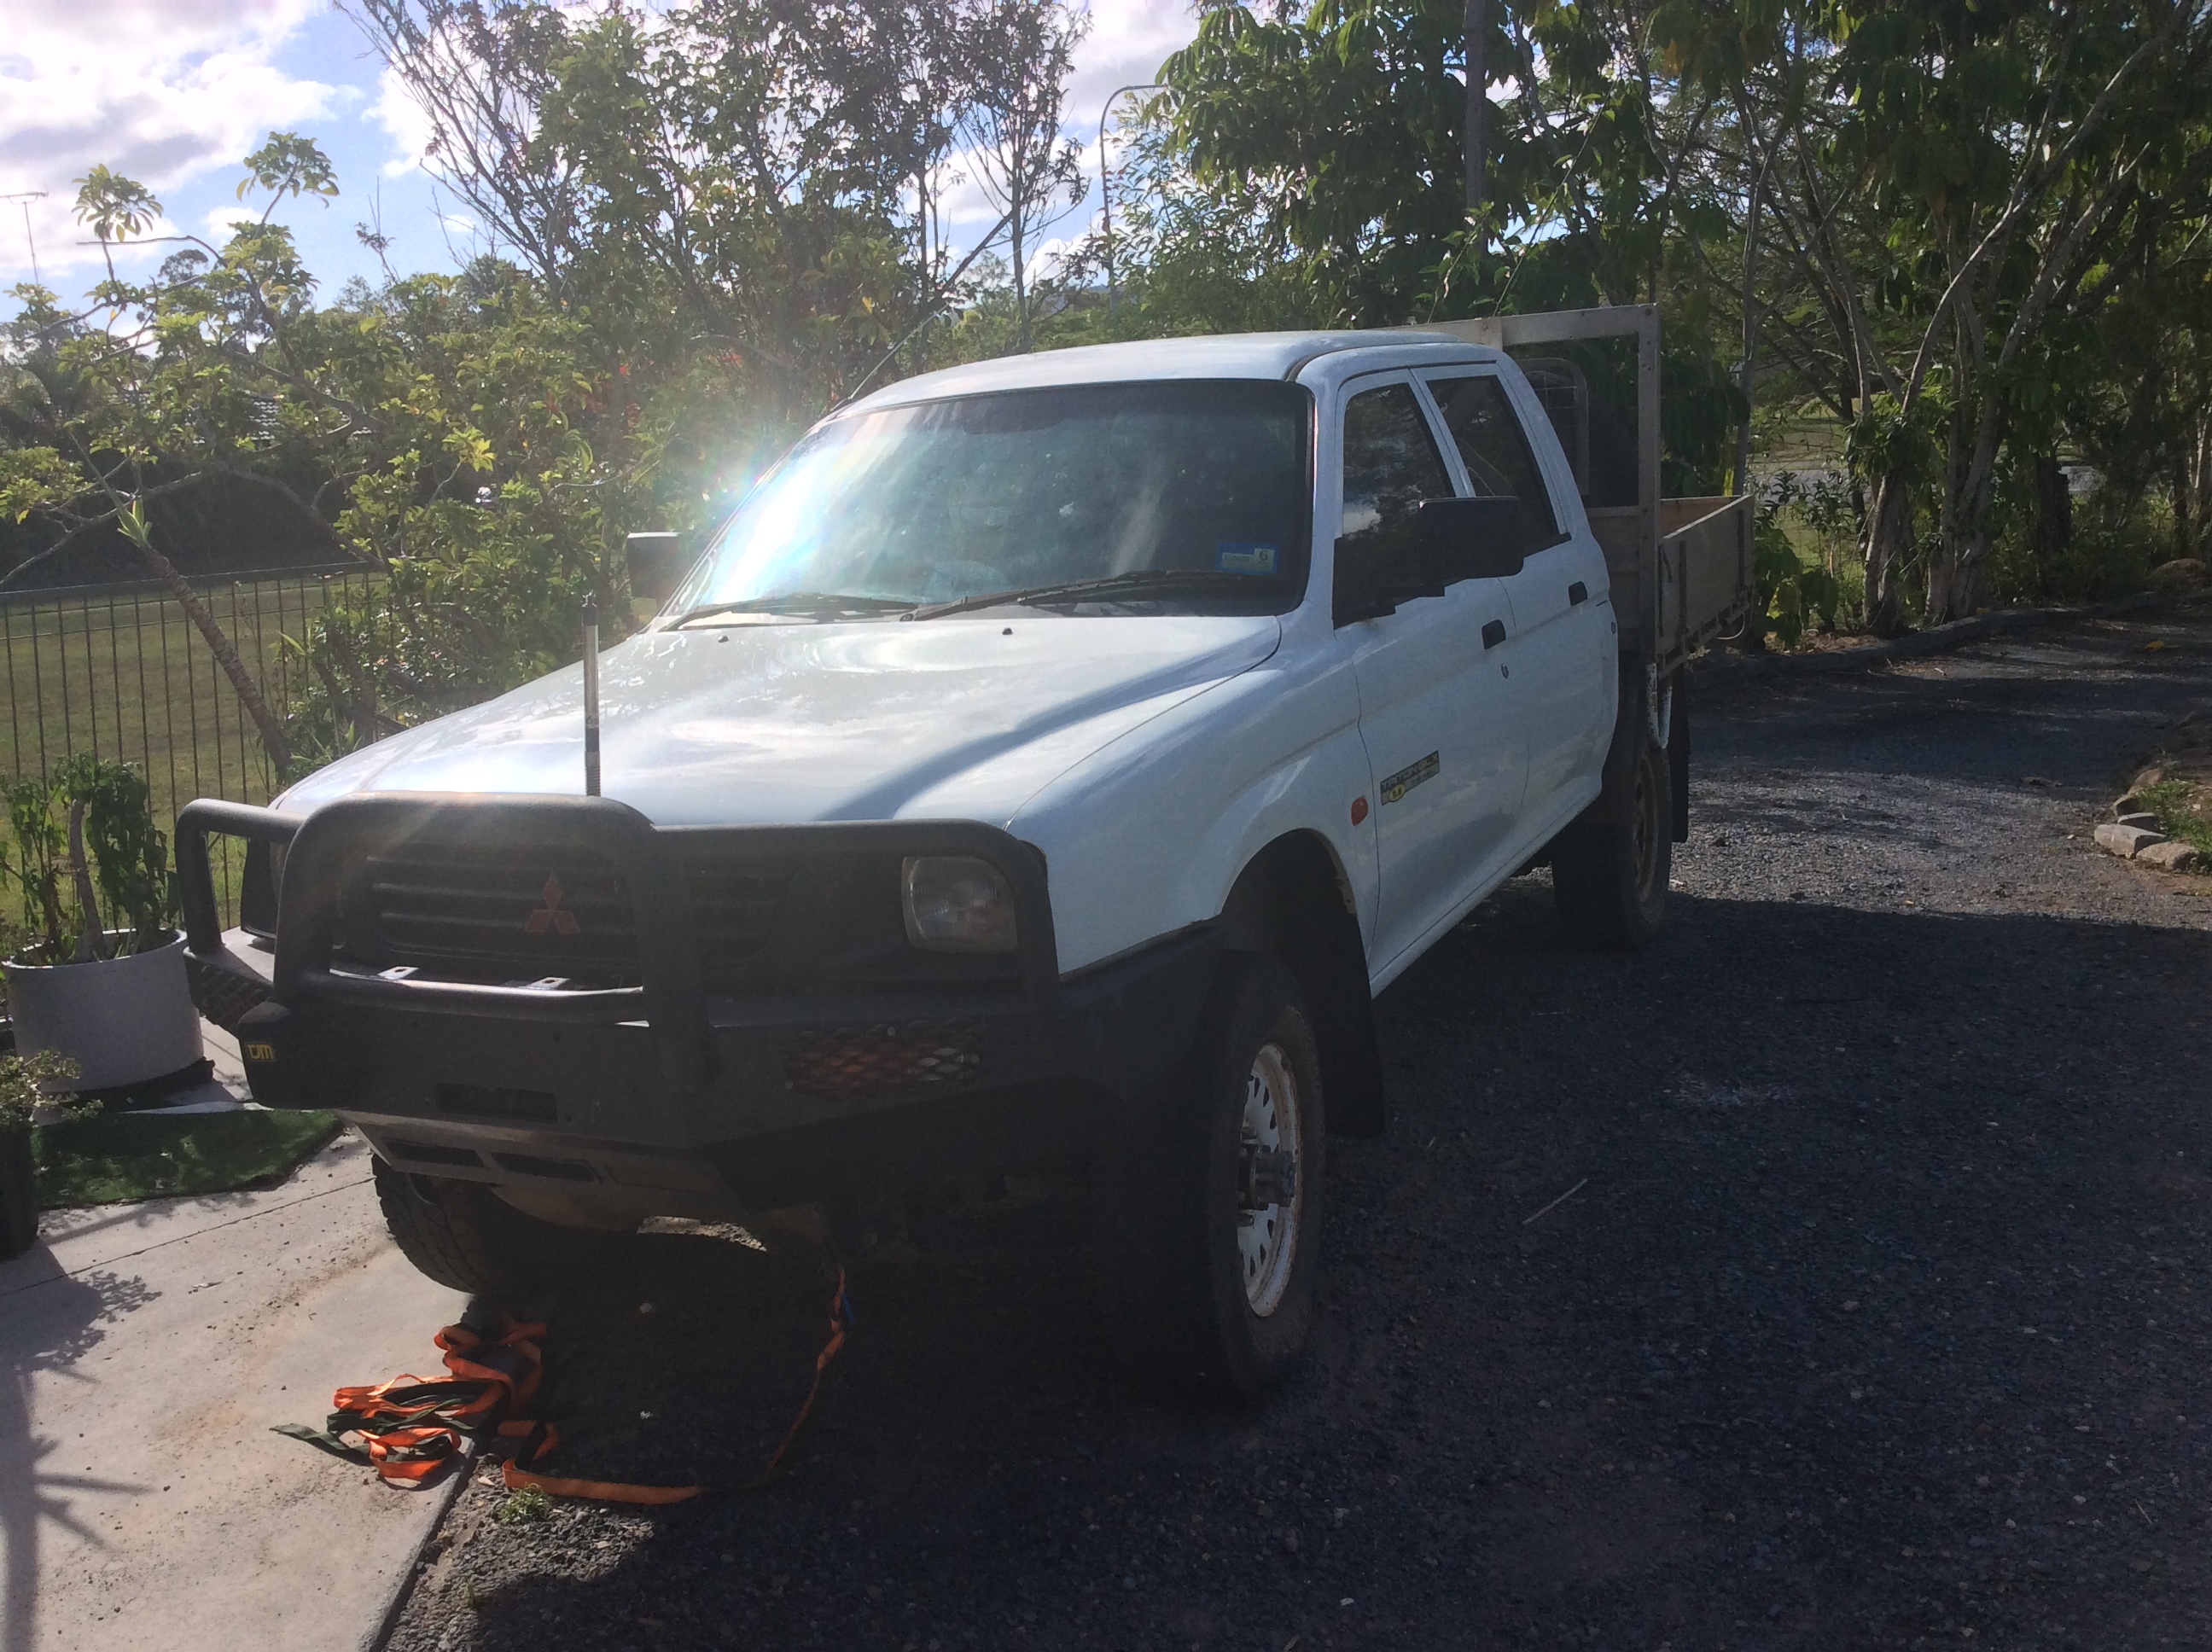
[846,329,1492,412]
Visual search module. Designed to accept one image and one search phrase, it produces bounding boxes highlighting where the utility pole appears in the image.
[1463,0,1486,243]
[1097,83,1166,323]
[1,192,46,286]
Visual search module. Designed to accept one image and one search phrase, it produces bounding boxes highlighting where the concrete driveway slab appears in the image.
[1,1131,468,1652]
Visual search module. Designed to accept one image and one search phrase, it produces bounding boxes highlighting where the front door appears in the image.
[1336,374,1528,973]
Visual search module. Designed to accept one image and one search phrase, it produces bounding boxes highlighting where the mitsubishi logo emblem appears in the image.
[525,874,579,936]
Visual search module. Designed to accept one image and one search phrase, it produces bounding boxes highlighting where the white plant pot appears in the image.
[3,930,204,1094]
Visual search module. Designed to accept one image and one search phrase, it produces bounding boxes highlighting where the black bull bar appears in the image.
[174,794,1220,1201]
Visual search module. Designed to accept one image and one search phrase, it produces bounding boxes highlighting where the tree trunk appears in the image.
[1924,531,1983,624]
[2027,454,2073,590]
[1927,398,1971,625]
[2194,417,2212,558]
[127,536,295,775]
[1927,398,2007,625]
[2176,451,2194,561]
[1011,146,1031,354]
[1464,0,1486,226]
[1735,161,1765,497]
[1862,475,1916,636]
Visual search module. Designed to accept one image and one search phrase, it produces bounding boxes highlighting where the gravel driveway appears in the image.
[390,612,2212,1652]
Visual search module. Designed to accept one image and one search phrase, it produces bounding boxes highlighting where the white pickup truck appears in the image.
[179,306,1750,1400]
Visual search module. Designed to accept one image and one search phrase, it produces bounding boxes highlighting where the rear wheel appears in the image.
[1092,956,1324,1403]
[1552,732,1671,950]
[372,1160,621,1298]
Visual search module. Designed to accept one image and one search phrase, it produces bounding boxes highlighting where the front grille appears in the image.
[346,842,641,982]
[326,835,1013,998]
[783,1020,986,1098]
[687,864,788,986]
[338,841,787,988]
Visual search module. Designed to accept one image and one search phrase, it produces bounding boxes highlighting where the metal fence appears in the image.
[0,563,381,926]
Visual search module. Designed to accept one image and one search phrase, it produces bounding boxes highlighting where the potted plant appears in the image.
[0,1045,81,1259]
[0,755,204,1102]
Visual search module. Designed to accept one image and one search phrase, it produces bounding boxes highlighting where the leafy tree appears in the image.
[0,138,371,768]
[959,0,1089,352]
[1139,1,1745,488]
[1650,0,2212,625]
[3,0,1090,783]
[0,136,624,771]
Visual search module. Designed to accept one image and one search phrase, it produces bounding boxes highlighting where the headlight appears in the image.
[900,856,1017,954]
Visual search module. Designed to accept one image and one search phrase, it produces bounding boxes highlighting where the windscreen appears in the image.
[671,380,1313,614]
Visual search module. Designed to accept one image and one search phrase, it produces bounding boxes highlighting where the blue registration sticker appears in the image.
[1215,543,1279,575]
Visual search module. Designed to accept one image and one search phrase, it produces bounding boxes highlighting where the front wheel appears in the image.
[1551,731,1671,950]
[372,1160,625,1299]
[1092,956,1325,1404]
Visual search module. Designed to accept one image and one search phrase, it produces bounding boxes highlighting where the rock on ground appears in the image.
[2095,820,2166,857]
[2136,838,2202,871]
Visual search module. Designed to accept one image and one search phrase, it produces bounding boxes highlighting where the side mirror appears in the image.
[1332,497,1542,626]
[1415,496,1535,581]
[625,531,692,606]
[1333,530,1432,625]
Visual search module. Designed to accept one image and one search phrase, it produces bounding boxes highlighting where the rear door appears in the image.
[1336,373,1527,971]
[1419,368,1615,830]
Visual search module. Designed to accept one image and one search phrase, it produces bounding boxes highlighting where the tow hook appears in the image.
[1239,1147,1299,1211]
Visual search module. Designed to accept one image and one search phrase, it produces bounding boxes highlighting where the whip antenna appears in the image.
[581,594,602,796]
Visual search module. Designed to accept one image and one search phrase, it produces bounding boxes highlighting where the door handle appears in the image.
[1481,619,1507,649]
[1568,581,1588,605]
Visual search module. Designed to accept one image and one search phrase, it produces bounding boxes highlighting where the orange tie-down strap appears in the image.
[276,1273,853,1504]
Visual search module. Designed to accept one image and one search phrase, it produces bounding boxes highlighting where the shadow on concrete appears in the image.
[32,1131,375,1252]
[0,1260,159,1651]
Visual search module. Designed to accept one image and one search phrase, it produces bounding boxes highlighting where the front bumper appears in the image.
[178,794,1219,1214]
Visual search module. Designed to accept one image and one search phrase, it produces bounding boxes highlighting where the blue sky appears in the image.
[0,0,1200,305]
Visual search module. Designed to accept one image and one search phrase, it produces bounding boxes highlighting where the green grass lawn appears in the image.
[32,1108,342,1207]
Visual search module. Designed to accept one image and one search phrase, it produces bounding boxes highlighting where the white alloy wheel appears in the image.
[1237,1039,1304,1317]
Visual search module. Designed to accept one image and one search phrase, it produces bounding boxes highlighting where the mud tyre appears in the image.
[1552,732,1671,951]
[1092,956,1324,1404]
[372,1160,614,1299]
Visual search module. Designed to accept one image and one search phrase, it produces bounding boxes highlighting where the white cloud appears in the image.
[1068,0,1199,126]
[371,64,439,178]
[1027,235,1075,284]
[0,0,336,280]
[202,203,259,240]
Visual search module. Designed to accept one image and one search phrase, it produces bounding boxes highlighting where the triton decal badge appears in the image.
[526,874,581,936]
[1378,752,1440,806]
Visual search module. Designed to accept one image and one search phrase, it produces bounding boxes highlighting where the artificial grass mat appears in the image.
[32,1109,341,1208]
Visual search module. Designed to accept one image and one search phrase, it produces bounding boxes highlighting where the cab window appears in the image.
[1338,381,1452,599]
[1423,374,1562,542]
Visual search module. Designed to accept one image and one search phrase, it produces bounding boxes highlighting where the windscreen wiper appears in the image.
[905,569,1261,621]
[670,591,915,627]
